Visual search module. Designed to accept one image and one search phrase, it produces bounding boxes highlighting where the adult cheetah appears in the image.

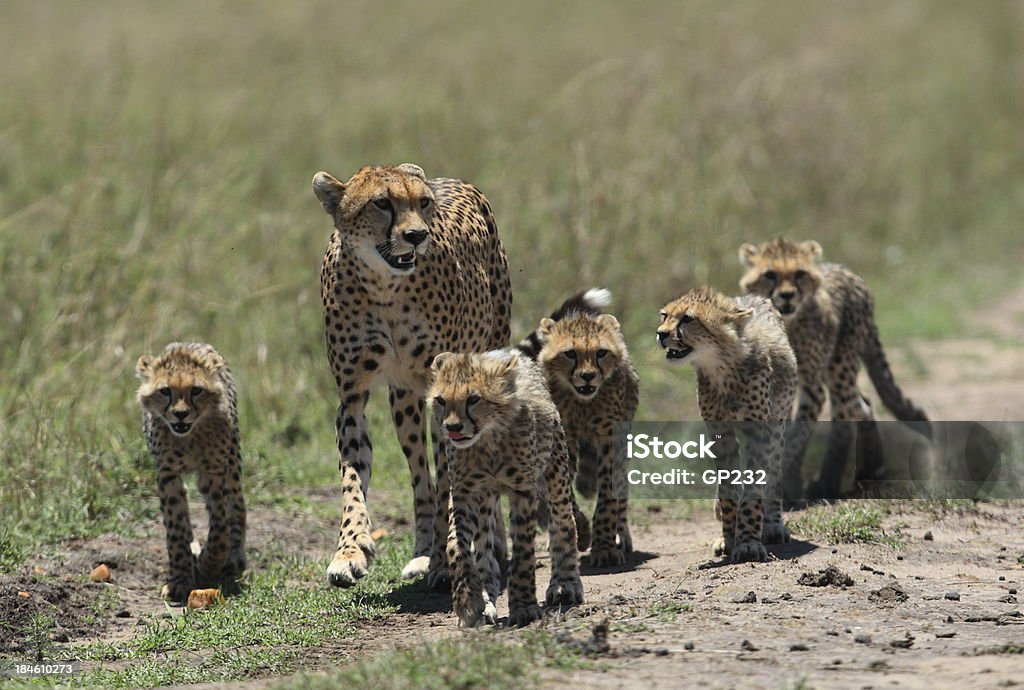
[739,238,931,499]
[313,163,512,587]
[657,287,797,562]
[136,342,246,601]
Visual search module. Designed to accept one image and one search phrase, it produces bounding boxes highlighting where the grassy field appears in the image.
[1,0,1023,685]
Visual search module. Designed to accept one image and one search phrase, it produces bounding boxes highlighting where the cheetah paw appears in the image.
[545,576,584,607]
[730,540,769,563]
[400,556,431,580]
[711,536,732,558]
[618,525,633,555]
[508,604,543,627]
[482,599,498,625]
[454,588,486,628]
[326,537,375,588]
[426,555,451,591]
[762,521,791,545]
[586,546,626,568]
[161,579,194,603]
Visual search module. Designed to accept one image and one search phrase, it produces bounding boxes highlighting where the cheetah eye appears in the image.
[373,198,393,212]
[467,394,481,405]
[191,386,205,397]
[420,197,432,210]
[680,314,695,324]
[434,396,446,408]
[659,312,667,323]
[596,348,609,359]
[763,271,777,282]
[159,387,171,397]
[795,269,807,280]
[563,350,577,360]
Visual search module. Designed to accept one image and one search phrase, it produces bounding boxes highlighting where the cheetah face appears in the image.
[739,239,824,320]
[538,314,625,400]
[428,351,519,449]
[137,348,226,437]
[657,287,752,368]
[313,164,436,277]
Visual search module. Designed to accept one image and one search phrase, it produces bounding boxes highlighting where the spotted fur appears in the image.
[314,164,512,587]
[657,287,797,563]
[136,342,246,601]
[739,239,931,498]
[428,350,583,627]
[518,288,639,567]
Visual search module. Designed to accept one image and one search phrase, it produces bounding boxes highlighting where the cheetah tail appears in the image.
[515,288,613,360]
[862,323,932,439]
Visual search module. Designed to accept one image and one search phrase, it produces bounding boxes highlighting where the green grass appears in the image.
[789,502,903,547]
[272,629,588,690]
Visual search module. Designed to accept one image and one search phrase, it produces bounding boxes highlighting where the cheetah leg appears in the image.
[389,387,435,581]
[544,438,584,609]
[427,429,452,589]
[448,487,486,628]
[472,489,500,625]
[226,479,247,581]
[809,344,868,500]
[158,471,196,602]
[506,492,541,627]
[196,466,231,586]
[327,391,376,588]
[709,426,739,558]
[784,376,825,502]
[762,422,790,545]
[731,422,769,563]
[588,436,625,567]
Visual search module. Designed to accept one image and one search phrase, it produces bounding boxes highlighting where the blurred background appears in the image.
[2,1,1023,552]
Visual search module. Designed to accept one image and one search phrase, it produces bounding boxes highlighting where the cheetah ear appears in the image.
[313,171,346,215]
[396,163,426,181]
[430,352,454,372]
[731,307,755,323]
[203,351,226,372]
[497,351,520,379]
[595,313,621,332]
[136,355,153,379]
[538,317,556,337]
[800,240,823,260]
[739,243,760,267]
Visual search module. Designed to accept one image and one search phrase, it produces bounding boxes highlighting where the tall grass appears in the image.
[2,1,1023,548]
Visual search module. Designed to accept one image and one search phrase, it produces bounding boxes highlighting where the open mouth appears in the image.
[383,250,417,271]
[778,303,796,315]
[170,422,193,435]
[666,346,693,360]
[575,385,597,396]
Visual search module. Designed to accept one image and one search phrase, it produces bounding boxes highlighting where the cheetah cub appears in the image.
[429,350,584,627]
[136,342,246,601]
[657,287,797,563]
[739,239,932,498]
[518,288,639,567]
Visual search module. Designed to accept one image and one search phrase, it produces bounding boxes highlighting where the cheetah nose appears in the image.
[656,331,668,345]
[580,371,596,382]
[403,228,428,246]
[173,410,189,420]
[778,290,796,300]
[444,422,463,433]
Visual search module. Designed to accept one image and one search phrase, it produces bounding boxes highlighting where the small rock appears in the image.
[827,630,839,636]
[999,595,1018,604]
[1010,588,1018,595]
[890,635,914,649]
[51,632,69,643]
[115,609,132,618]
[868,583,908,605]
[855,634,872,644]
[654,647,669,656]
[741,639,758,652]
[935,631,956,638]
[832,659,842,665]
[734,591,757,604]
[798,565,854,588]
[896,555,904,561]
[831,548,838,554]
[944,591,961,601]
[999,576,1006,582]
[790,643,809,651]
[923,531,934,541]
[946,616,954,623]
[780,592,793,601]
[187,588,225,610]
[369,527,389,541]
[17,591,30,599]
[90,564,111,582]
[684,641,695,650]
